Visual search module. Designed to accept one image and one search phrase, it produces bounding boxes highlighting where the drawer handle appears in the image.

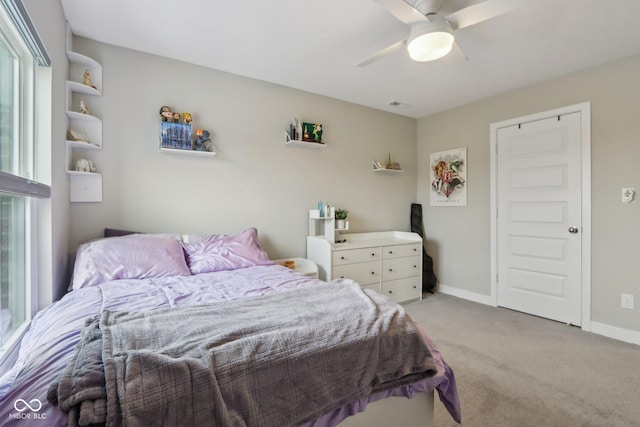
[413,285,417,289]
[389,251,393,254]
[341,256,345,260]
[388,290,393,294]
[371,272,375,275]
[371,253,375,257]
[413,248,417,251]
[340,276,345,279]
[388,268,393,272]
[413,265,417,268]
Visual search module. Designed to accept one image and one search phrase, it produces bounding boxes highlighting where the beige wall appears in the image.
[417,54,640,335]
[68,38,418,262]
[23,0,69,304]
[26,5,638,339]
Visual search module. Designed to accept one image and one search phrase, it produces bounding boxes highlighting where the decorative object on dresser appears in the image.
[307,231,423,303]
[308,204,351,244]
[335,208,349,230]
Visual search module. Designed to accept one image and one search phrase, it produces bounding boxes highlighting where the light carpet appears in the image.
[404,293,640,427]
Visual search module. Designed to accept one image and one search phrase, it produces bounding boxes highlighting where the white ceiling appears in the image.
[59,0,640,119]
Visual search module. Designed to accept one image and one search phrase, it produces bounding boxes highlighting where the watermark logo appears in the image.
[13,399,42,412]
[9,398,46,420]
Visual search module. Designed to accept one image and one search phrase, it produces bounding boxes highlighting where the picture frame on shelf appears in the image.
[302,122,323,143]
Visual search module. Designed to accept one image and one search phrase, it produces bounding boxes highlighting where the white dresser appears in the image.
[307,231,423,303]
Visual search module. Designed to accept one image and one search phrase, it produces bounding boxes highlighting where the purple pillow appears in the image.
[183,227,273,274]
[70,236,191,290]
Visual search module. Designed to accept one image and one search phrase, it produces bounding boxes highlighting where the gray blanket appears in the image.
[49,281,436,426]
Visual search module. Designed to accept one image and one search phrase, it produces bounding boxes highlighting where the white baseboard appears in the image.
[437,285,639,346]
[590,321,640,346]
[437,284,494,306]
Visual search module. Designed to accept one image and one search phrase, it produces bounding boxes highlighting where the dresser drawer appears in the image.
[382,243,421,259]
[332,261,380,285]
[382,256,421,281]
[333,247,380,265]
[381,277,421,303]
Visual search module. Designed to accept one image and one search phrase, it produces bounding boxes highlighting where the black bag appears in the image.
[410,203,437,293]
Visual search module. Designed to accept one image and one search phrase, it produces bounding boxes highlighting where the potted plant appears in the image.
[335,209,348,229]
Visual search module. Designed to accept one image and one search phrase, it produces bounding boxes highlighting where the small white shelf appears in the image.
[372,161,404,173]
[285,132,326,148]
[66,170,102,177]
[66,110,102,124]
[160,147,217,156]
[66,50,101,69]
[67,140,101,150]
[67,80,102,96]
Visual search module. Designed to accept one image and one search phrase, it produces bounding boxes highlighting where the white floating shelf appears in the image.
[372,161,404,173]
[66,110,102,123]
[67,140,101,150]
[66,170,102,177]
[285,132,326,148]
[66,51,101,69]
[66,80,102,96]
[160,147,216,156]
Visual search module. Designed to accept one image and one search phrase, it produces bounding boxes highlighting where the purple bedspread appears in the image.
[0,265,460,426]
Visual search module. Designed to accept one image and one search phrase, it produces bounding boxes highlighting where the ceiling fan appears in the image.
[358,0,524,67]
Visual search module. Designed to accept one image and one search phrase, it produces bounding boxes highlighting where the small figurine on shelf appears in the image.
[193,129,212,151]
[172,112,180,123]
[67,129,90,143]
[159,105,173,122]
[183,112,192,125]
[82,69,96,89]
[75,158,96,173]
[79,100,89,115]
[386,152,393,169]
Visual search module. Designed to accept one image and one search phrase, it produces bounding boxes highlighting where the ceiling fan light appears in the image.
[407,24,454,62]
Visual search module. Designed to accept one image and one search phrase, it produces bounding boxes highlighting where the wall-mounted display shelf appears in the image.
[372,161,404,173]
[285,132,326,148]
[160,147,217,156]
[66,23,103,203]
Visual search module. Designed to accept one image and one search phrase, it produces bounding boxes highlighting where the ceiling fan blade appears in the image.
[446,0,524,30]
[449,40,468,63]
[357,40,406,67]
[374,0,427,25]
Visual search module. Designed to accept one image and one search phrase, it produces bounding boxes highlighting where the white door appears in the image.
[496,112,582,325]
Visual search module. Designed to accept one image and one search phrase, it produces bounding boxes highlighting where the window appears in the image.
[0,0,50,356]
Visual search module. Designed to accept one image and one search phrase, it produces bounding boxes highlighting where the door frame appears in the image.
[489,102,592,331]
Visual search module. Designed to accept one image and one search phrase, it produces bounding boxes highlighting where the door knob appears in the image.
[568,226,579,234]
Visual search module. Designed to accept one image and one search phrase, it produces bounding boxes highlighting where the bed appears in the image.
[0,228,460,426]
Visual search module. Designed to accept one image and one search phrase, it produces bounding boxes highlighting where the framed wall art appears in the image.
[430,147,467,206]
